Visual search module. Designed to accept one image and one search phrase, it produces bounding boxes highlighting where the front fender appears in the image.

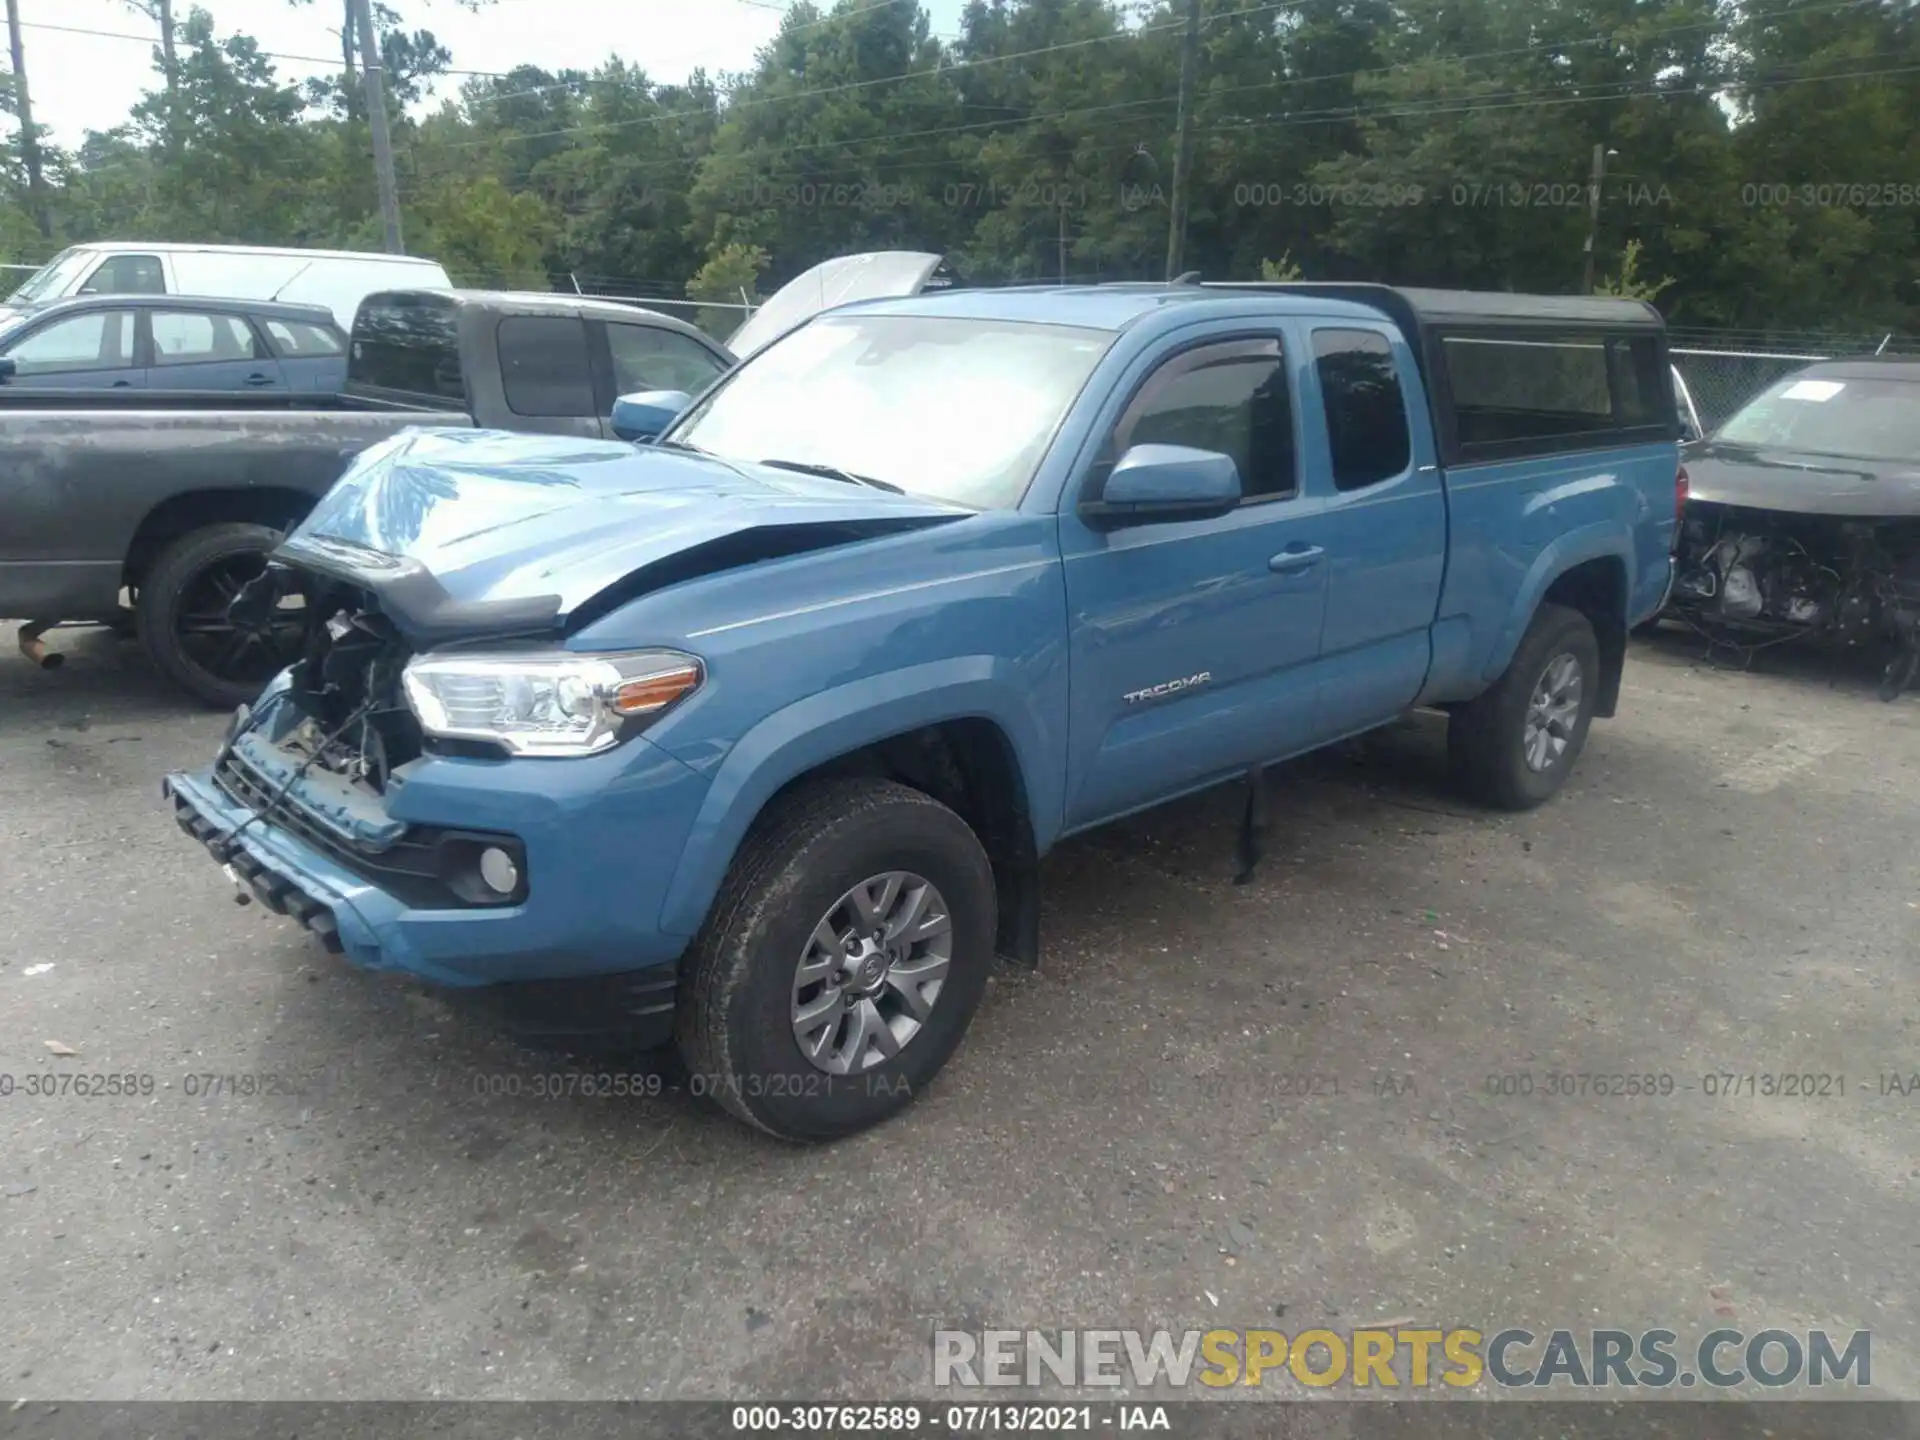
[656,657,1058,937]
[1482,521,1633,684]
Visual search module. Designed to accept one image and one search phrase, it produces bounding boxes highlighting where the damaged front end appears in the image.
[1663,360,1920,696]
[222,554,456,790]
[1667,504,1920,699]
[178,560,539,934]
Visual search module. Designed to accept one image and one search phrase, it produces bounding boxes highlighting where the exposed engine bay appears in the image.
[231,563,424,793]
[1666,502,1920,699]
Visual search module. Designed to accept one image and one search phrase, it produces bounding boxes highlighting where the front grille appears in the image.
[211,747,504,910]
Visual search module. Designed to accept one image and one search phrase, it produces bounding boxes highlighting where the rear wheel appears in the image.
[1449,603,1600,810]
[136,523,305,709]
[676,777,996,1142]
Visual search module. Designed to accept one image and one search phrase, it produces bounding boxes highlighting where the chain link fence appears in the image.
[1670,333,1917,433]
[1669,347,1830,431]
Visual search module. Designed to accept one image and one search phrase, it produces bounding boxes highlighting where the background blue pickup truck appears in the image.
[165,280,1683,1141]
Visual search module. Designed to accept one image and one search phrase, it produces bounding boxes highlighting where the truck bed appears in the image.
[0,400,472,621]
[0,387,459,415]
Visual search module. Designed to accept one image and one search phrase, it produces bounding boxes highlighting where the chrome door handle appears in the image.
[1268,545,1324,574]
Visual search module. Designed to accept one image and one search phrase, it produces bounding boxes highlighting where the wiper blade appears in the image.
[756,457,904,493]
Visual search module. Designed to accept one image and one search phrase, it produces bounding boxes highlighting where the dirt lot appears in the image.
[1,620,1915,1405]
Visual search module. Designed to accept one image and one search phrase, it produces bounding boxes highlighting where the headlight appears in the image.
[401,649,702,757]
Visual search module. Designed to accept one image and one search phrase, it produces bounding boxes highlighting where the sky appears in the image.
[14,0,971,147]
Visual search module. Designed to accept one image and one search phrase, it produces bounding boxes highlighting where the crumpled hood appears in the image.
[1687,439,1920,518]
[279,428,969,641]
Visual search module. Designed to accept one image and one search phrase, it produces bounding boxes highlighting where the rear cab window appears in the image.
[349,293,467,403]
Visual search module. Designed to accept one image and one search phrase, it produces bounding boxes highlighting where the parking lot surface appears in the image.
[2,621,1915,1402]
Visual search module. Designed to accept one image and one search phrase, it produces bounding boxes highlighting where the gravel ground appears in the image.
[1,620,1915,1408]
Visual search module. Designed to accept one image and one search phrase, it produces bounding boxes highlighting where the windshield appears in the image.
[1716,372,1920,462]
[4,248,96,306]
[670,313,1114,509]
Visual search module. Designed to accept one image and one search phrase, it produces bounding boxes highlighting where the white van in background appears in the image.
[0,243,453,331]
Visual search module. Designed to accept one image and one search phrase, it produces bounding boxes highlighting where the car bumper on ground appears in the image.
[162,729,716,1048]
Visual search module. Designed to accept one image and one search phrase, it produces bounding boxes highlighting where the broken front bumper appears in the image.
[162,706,716,1044]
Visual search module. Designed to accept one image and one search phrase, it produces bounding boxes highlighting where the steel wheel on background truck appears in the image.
[136,524,307,709]
[1448,602,1602,810]
[676,777,997,1142]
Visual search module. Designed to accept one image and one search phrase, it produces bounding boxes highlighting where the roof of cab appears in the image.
[833,282,1391,331]
[62,241,444,265]
[824,280,1665,339]
[13,293,342,327]
[354,288,730,351]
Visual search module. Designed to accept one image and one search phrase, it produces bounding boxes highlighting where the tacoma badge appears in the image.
[1123,671,1211,705]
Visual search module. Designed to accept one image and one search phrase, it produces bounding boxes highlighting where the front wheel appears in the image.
[676,777,996,1141]
[136,524,305,709]
[1449,603,1601,810]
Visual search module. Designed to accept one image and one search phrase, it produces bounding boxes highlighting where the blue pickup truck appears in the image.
[165,281,1682,1140]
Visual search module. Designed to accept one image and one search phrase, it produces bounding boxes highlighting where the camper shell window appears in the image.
[1210,282,1678,466]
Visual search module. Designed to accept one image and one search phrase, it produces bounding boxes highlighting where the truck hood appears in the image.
[725,252,944,359]
[278,428,971,644]
[1686,438,1920,518]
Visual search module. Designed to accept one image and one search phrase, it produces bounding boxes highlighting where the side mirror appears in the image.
[0,357,15,384]
[610,389,693,443]
[1081,443,1242,526]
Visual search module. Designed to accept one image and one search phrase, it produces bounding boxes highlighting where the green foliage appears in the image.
[5,0,1918,338]
[1260,252,1302,282]
[1593,239,1674,301]
[688,242,770,341]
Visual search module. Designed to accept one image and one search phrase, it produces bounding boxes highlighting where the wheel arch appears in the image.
[658,661,1053,963]
[1484,529,1631,718]
[124,489,315,590]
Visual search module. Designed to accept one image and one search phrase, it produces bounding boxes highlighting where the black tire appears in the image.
[1449,602,1601,810]
[136,523,299,709]
[675,777,996,1142]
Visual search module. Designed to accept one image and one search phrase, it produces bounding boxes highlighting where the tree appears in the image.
[687,1,964,285]
[2,0,1917,337]
[1592,238,1673,301]
[688,240,768,339]
[119,0,181,141]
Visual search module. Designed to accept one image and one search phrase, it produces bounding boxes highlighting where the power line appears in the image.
[16,17,513,76]
[399,0,1860,193]
[411,0,1865,186]
[440,0,1318,150]
[455,0,913,108]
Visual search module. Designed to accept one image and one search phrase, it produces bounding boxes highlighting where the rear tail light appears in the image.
[1675,463,1690,521]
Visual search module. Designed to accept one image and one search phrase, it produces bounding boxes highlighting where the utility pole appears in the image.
[1163,0,1201,281]
[153,0,179,157]
[120,1,181,158]
[347,0,404,253]
[4,0,51,237]
[1580,143,1611,293]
